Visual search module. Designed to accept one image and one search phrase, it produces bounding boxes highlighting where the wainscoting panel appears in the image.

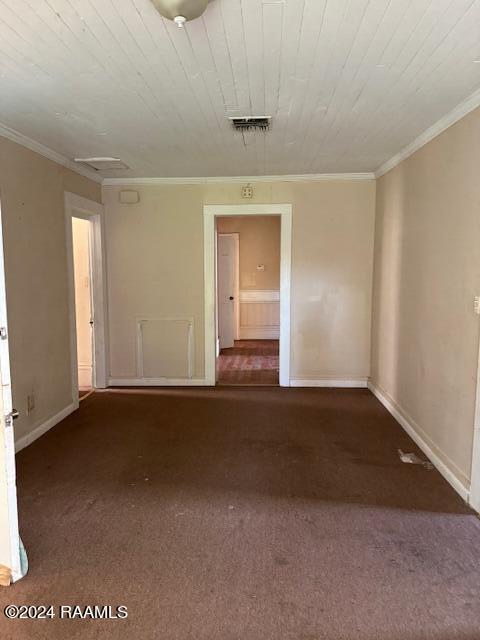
[137,317,194,379]
[239,290,280,340]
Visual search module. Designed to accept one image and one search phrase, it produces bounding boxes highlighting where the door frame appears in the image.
[204,204,292,387]
[217,232,240,348]
[65,192,108,403]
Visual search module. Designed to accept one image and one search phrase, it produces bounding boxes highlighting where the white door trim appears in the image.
[204,204,292,387]
[65,192,109,403]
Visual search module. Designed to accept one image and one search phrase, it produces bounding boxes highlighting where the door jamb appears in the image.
[204,204,292,387]
[65,192,108,404]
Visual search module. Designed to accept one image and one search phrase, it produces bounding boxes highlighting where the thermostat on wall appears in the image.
[119,190,140,204]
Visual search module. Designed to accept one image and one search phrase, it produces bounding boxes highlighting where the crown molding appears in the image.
[0,122,103,184]
[102,172,375,186]
[375,87,480,178]
[5,83,479,187]
[0,125,374,186]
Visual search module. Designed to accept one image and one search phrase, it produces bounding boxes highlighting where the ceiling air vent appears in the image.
[229,116,271,131]
[73,157,130,171]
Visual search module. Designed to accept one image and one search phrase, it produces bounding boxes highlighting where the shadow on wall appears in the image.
[372,166,406,402]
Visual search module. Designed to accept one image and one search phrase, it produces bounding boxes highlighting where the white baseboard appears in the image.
[239,328,280,340]
[368,381,470,503]
[78,364,92,388]
[15,402,77,453]
[290,378,368,388]
[108,377,211,387]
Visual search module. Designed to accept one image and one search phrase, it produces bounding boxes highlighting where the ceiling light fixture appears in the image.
[74,157,129,171]
[174,15,187,27]
[152,0,210,27]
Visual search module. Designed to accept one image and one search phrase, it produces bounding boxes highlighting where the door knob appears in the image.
[229,296,234,301]
[5,409,19,426]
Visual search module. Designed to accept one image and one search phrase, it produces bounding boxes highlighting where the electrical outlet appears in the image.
[241,186,253,199]
[27,393,35,414]
[475,296,480,316]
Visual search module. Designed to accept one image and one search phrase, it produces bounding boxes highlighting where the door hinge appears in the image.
[0,327,7,340]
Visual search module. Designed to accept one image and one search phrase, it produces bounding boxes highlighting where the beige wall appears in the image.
[72,218,92,388]
[0,136,101,442]
[217,216,280,290]
[371,106,480,491]
[103,180,376,381]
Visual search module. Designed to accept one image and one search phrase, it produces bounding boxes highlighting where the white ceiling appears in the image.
[0,0,480,179]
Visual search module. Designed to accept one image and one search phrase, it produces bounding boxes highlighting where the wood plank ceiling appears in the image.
[0,0,479,178]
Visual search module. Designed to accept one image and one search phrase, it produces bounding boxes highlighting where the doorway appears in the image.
[65,192,108,403]
[72,217,94,399]
[216,217,281,385]
[204,204,292,387]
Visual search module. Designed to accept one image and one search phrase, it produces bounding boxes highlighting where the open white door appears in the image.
[0,203,25,584]
[217,234,237,350]
[72,217,94,393]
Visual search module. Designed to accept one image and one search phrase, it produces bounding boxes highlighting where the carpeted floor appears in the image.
[1,387,480,640]
[218,339,279,385]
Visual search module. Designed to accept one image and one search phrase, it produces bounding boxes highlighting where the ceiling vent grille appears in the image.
[73,157,129,171]
[229,116,271,131]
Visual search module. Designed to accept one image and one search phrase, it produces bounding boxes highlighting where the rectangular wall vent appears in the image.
[229,116,271,131]
[73,157,129,171]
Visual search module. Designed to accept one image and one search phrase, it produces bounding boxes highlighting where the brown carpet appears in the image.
[1,387,480,640]
[218,339,279,385]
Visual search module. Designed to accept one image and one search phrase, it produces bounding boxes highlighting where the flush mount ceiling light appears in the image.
[152,0,211,27]
[74,157,130,171]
